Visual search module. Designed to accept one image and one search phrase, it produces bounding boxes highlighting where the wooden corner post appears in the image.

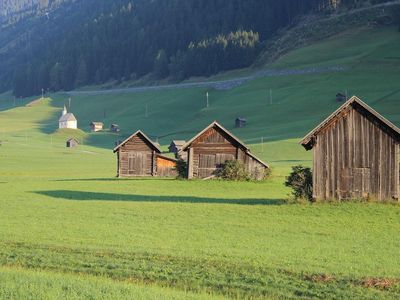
[188,147,194,179]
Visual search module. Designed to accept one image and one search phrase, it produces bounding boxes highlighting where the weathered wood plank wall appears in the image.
[186,126,267,180]
[313,105,399,201]
[118,135,154,177]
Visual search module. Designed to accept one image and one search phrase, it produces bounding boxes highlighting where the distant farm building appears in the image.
[181,121,268,180]
[90,122,104,132]
[110,124,120,133]
[168,140,186,157]
[59,105,77,129]
[235,117,247,128]
[336,93,347,102]
[66,138,79,148]
[113,130,177,177]
[300,96,400,201]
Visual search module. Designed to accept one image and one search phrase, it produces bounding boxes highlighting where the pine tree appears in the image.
[75,57,88,87]
[153,49,169,79]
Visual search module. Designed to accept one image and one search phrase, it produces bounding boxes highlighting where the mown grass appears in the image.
[0,267,224,300]
[0,26,399,299]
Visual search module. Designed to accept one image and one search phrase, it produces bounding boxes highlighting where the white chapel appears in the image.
[59,105,78,129]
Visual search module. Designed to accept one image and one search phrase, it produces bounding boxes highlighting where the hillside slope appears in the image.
[1,25,399,176]
[59,26,400,143]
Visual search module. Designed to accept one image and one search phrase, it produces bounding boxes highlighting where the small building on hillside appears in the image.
[168,140,186,157]
[111,124,120,133]
[235,117,247,128]
[59,105,77,129]
[90,122,104,132]
[66,138,79,148]
[336,93,347,102]
[181,121,268,180]
[300,96,400,201]
[113,130,177,177]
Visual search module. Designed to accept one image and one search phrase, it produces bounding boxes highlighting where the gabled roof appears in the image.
[246,151,269,168]
[170,140,186,147]
[59,113,77,122]
[91,122,104,126]
[113,130,161,153]
[181,121,250,151]
[67,138,79,143]
[300,95,400,150]
[156,153,178,163]
[181,121,269,168]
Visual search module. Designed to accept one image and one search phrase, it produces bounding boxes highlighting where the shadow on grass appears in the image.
[52,178,121,182]
[33,190,284,206]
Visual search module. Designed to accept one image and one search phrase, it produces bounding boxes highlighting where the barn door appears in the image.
[353,168,371,199]
[128,152,146,176]
[198,154,216,178]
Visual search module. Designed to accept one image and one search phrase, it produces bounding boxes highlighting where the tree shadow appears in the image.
[33,190,284,206]
[52,178,177,182]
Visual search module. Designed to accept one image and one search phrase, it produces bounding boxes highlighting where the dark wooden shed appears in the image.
[168,140,186,157]
[300,96,400,201]
[181,121,268,180]
[111,124,120,133]
[336,93,347,102]
[66,138,79,148]
[113,130,177,177]
[235,117,247,128]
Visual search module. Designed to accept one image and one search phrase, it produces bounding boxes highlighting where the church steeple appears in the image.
[62,105,67,116]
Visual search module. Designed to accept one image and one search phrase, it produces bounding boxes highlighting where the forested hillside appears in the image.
[0,0,397,97]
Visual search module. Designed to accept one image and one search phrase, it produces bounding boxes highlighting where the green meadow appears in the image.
[0,26,399,299]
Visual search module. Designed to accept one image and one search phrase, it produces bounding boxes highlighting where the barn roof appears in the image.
[67,138,79,143]
[181,121,250,151]
[156,154,178,163]
[182,121,269,168]
[170,140,186,147]
[300,95,400,150]
[91,122,104,126]
[236,117,247,121]
[59,113,77,122]
[113,130,161,153]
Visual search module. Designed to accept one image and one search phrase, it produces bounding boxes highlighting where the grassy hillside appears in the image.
[0,26,399,299]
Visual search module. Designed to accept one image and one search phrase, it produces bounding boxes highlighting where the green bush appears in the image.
[285,165,313,202]
[217,160,250,181]
[175,159,188,179]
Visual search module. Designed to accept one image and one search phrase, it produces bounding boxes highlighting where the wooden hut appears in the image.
[235,117,247,128]
[181,121,268,180]
[66,138,79,148]
[336,93,347,102]
[168,140,186,157]
[111,124,120,133]
[90,122,104,132]
[300,96,400,201]
[156,155,178,177]
[113,130,177,177]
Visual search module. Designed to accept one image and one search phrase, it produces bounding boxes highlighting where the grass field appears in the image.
[0,26,399,299]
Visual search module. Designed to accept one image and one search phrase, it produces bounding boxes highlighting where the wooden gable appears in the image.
[191,126,241,148]
[113,130,161,153]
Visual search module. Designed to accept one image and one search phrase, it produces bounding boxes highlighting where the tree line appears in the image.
[0,0,395,97]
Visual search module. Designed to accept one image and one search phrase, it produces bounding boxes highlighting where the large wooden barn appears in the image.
[300,96,400,201]
[113,131,177,177]
[181,121,269,180]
